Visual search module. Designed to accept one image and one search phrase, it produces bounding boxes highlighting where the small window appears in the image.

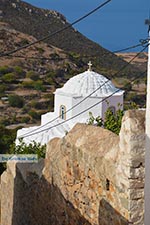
[108,106,116,115]
[60,105,66,120]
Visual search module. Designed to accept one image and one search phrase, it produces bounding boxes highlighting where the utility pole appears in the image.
[144,19,150,225]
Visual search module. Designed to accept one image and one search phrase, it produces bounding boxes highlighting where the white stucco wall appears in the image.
[54,94,73,120]
[41,112,57,125]
[54,93,123,123]
[72,96,103,121]
[102,94,124,119]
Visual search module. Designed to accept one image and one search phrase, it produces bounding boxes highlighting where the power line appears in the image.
[19,69,147,139]
[113,38,148,53]
[0,0,111,57]
[18,44,148,138]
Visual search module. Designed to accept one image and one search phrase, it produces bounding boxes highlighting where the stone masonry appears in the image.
[0,109,145,225]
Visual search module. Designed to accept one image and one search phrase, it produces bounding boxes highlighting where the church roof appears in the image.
[55,69,123,97]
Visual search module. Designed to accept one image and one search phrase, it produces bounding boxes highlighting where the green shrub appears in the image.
[125,92,136,101]
[26,71,39,81]
[33,80,46,91]
[88,107,124,135]
[0,124,16,152]
[30,100,45,109]
[43,93,54,99]
[8,95,24,108]
[0,117,11,126]
[124,102,138,110]
[30,100,37,108]
[1,72,16,83]
[21,80,34,88]
[50,53,61,61]
[36,47,45,54]
[21,116,30,123]
[0,84,6,93]
[0,66,12,76]
[22,105,30,113]
[104,108,124,135]
[28,110,41,120]
[0,125,17,174]
[10,139,46,159]
[14,66,24,76]
[124,82,132,91]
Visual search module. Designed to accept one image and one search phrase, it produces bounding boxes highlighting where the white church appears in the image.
[16,62,124,145]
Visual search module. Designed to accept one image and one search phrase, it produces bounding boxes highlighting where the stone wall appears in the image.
[0,110,145,225]
[120,110,145,225]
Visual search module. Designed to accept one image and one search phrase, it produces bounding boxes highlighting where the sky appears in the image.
[25,0,150,52]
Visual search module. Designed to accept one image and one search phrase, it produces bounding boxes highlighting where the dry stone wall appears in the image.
[0,110,145,225]
[119,110,145,225]
[44,124,128,225]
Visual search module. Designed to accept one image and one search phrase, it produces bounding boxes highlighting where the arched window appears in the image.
[108,106,116,115]
[60,105,66,120]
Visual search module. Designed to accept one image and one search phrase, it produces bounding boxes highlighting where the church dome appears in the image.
[55,69,123,97]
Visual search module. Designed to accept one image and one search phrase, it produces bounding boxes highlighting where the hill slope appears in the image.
[0,22,83,127]
[0,22,78,75]
[0,0,141,77]
[115,52,147,71]
[0,0,147,129]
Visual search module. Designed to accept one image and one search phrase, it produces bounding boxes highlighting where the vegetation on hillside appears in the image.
[0,1,147,130]
[0,0,142,78]
[0,61,146,129]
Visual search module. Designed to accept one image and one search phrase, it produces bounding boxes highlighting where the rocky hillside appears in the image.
[0,0,147,129]
[0,0,141,77]
[0,22,78,77]
[116,52,147,71]
[0,22,81,127]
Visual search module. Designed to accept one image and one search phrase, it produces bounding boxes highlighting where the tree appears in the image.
[88,108,124,135]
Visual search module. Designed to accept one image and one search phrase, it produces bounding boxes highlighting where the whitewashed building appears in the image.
[16,62,124,145]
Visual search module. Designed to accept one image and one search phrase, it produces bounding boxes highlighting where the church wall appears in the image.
[102,95,124,119]
[54,94,73,119]
[72,96,103,121]
[0,110,145,225]
[41,112,57,125]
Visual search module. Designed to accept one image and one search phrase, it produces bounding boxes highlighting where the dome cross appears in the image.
[88,61,92,71]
